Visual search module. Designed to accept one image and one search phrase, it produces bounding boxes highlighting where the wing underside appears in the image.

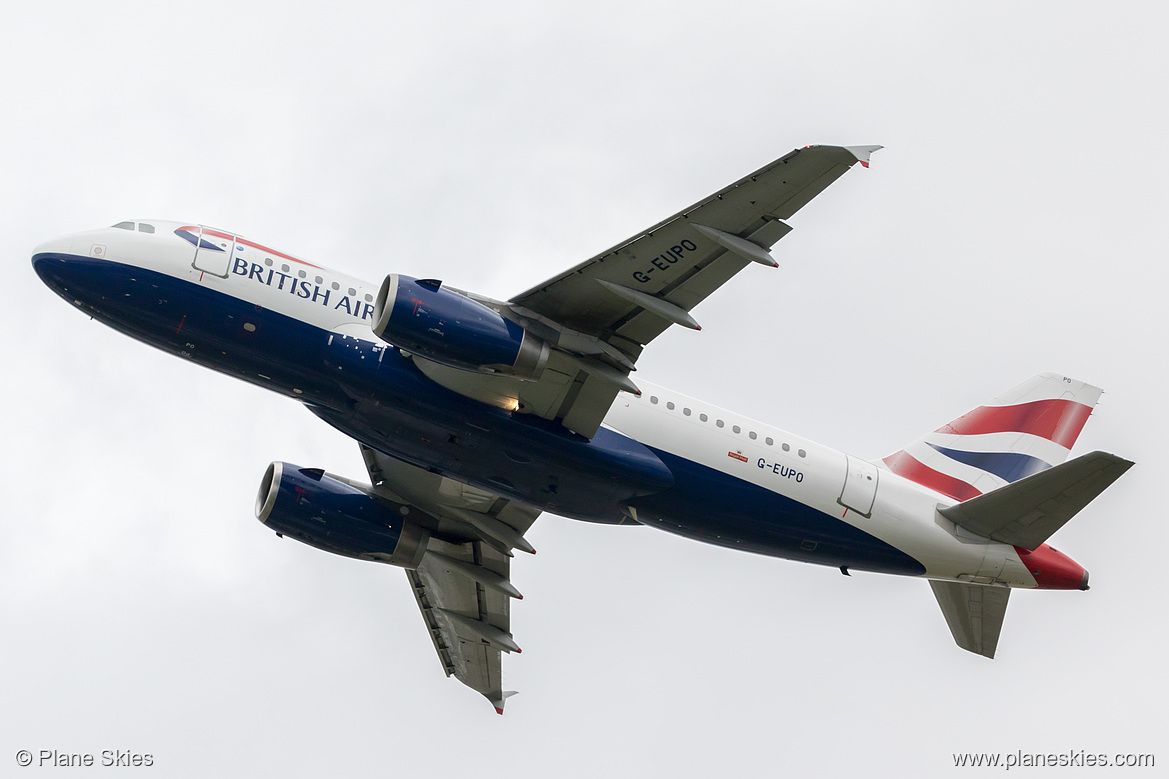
[510,144,881,348]
[406,537,516,712]
[361,445,539,713]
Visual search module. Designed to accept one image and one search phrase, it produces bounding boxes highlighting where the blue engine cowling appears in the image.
[371,274,549,379]
[255,462,430,568]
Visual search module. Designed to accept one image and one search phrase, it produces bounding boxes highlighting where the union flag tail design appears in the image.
[883,373,1102,501]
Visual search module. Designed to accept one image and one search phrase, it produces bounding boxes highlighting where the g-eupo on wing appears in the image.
[380,145,879,438]
[510,144,881,348]
[503,144,881,437]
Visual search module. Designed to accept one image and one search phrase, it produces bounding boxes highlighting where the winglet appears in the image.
[844,145,883,168]
[491,690,519,715]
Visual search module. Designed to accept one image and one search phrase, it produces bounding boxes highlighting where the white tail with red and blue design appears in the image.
[882,373,1101,502]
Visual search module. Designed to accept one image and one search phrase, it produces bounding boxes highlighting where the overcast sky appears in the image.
[3,1,1165,776]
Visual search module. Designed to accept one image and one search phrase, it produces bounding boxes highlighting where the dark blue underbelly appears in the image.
[629,449,926,576]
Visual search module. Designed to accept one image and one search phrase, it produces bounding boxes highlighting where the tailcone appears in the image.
[1016,543,1088,590]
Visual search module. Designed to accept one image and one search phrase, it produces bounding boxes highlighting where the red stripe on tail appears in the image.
[937,399,1092,449]
[883,451,982,502]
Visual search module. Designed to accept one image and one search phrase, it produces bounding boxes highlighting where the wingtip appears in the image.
[844,144,883,168]
[491,690,520,714]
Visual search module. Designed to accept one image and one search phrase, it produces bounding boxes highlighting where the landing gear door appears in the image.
[192,226,235,279]
[838,455,879,518]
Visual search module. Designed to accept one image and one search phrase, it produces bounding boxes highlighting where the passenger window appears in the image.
[315,276,323,285]
[113,221,134,230]
[700,413,708,422]
[683,408,691,416]
[650,396,659,404]
[716,420,724,428]
[348,287,356,296]
[138,223,155,234]
[733,425,741,434]
[765,437,774,445]
[798,449,807,458]
[264,258,273,267]
[365,294,373,302]
[298,270,307,279]
[666,401,675,410]
[782,443,790,452]
[332,282,340,291]
[281,264,290,273]
[749,431,757,440]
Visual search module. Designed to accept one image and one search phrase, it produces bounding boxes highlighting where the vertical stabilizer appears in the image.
[883,373,1102,501]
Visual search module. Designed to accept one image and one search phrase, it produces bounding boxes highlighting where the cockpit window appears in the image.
[138,223,155,234]
[113,221,134,230]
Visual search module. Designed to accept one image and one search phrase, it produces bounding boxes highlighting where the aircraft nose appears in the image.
[32,233,80,291]
[31,232,108,301]
[31,233,77,274]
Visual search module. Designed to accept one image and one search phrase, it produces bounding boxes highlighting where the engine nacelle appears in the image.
[372,274,549,380]
[255,462,429,568]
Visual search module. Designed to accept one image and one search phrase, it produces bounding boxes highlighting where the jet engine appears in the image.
[255,461,429,568]
[371,274,549,380]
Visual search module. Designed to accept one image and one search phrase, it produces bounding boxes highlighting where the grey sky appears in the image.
[3,1,1164,775]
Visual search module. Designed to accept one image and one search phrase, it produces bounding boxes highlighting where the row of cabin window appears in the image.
[111,222,374,303]
[257,256,372,301]
[648,395,807,458]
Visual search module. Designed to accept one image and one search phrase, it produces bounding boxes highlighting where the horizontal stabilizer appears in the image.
[930,580,1010,659]
[938,451,1133,551]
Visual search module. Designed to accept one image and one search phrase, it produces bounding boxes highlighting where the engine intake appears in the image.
[372,274,549,380]
[256,462,429,568]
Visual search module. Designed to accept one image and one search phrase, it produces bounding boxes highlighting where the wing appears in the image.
[499,143,877,437]
[929,580,1010,659]
[361,445,539,713]
[510,144,880,346]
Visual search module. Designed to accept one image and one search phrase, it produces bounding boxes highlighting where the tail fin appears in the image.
[883,373,1102,501]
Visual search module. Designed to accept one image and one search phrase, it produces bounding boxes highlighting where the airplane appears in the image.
[32,144,1132,714]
